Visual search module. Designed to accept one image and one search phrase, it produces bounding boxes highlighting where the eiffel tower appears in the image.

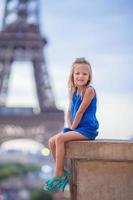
[0,0,64,146]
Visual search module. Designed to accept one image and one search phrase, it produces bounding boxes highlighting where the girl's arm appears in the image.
[71,87,95,130]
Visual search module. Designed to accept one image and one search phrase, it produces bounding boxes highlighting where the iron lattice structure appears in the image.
[0,0,64,145]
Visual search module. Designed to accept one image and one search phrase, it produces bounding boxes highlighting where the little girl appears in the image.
[42,57,99,192]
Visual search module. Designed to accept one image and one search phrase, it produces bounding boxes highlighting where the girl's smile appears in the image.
[73,64,90,87]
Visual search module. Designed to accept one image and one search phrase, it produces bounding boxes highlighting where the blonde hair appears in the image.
[68,57,92,95]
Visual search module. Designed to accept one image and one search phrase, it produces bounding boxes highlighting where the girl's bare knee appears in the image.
[48,137,56,149]
[48,132,64,147]
[48,132,62,148]
[55,133,64,144]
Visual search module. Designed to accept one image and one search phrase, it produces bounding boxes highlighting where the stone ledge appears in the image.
[65,139,133,161]
[65,139,133,200]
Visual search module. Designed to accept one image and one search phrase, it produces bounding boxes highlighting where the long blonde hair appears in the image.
[68,57,92,95]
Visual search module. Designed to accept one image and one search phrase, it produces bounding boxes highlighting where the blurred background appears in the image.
[0,0,133,199]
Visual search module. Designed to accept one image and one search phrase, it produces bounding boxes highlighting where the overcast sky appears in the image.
[0,0,133,141]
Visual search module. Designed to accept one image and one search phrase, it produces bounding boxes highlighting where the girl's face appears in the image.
[73,64,90,87]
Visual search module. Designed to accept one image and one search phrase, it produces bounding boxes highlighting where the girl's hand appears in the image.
[68,123,72,129]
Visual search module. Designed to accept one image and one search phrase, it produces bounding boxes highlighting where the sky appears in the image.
[0,0,133,144]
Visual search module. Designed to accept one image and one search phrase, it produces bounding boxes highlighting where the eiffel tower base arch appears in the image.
[0,110,64,146]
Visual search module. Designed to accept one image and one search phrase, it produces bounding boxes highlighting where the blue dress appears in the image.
[63,90,99,140]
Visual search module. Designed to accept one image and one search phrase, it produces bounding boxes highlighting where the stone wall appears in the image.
[65,140,133,200]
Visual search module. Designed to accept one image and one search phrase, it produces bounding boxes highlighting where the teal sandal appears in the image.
[44,170,71,186]
[64,170,72,180]
[61,171,72,191]
[41,176,65,192]
[41,171,72,192]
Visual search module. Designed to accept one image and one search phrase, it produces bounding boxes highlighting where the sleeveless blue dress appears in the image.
[63,90,99,140]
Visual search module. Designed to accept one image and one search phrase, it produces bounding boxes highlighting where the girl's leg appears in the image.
[48,132,63,161]
[54,131,89,177]
[44,132,64,189]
